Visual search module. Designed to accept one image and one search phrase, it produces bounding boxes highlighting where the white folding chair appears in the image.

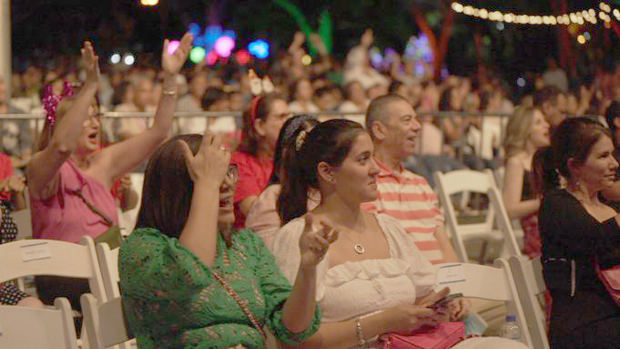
[0,236,107,303]
[433,169,504,263]
[435,259,534,348]
[95,242,135,349]
[82,294,132,349]
[0,297,78,349]
[97,242,121,299]
[509,256,549,349]
[487,186,522,257]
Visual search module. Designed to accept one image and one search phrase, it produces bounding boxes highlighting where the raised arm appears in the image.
[177,132,230,267]
[502,156,540,219]
[96,33,193,181]
[27,42,99,199]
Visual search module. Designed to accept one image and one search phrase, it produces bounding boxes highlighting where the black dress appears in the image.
[539,189,620,349]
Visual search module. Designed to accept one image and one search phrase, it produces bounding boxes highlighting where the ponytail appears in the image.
[278,119,365,224]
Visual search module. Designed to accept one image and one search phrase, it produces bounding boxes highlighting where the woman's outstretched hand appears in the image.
[162,32,193,76]
[299,214,339,268]
[81,41,100,87]
[179,131,230,187]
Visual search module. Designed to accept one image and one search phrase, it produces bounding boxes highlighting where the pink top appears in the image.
[230,151,273,229]
[30,161,119,243]
[0,153,13,201]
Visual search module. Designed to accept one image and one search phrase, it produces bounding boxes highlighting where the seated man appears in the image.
[362,94,458,264]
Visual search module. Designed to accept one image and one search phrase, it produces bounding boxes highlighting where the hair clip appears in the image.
[295,130,307,151]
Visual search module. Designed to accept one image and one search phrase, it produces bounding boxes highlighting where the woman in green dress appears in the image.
[119,132,331,348]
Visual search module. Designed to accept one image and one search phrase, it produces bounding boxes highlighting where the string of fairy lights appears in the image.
[451,1,620,27]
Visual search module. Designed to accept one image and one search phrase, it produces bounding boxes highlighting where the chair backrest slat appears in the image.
[82,294,132,349]
[434,169,499,262]
[509,256,550,349]
[0,297,78,349]
[0,237,107,303]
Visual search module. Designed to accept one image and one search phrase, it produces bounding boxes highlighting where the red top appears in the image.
[230,151,273,229]
[0,153,14,201]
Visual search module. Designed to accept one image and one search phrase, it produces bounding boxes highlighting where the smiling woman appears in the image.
[26,34,193,310]
[119,132,323,348]
[538,117,620,349]
[272,119,528,349]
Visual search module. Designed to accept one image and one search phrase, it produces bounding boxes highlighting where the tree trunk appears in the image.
[411,1,454,81]
[550,0,576,77]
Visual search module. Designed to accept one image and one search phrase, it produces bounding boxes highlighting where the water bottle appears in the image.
[500,315,521,340]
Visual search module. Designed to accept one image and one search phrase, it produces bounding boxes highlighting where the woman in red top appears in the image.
[232,94,291,228]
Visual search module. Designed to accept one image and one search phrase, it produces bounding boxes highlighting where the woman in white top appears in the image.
[273,119,528,349]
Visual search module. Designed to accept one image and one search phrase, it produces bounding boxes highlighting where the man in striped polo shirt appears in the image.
[361,94,459,264]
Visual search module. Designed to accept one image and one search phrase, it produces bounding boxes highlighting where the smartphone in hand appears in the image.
[430,293,463,311]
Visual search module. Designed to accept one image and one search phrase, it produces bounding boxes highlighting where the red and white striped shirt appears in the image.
[362,159,445,264]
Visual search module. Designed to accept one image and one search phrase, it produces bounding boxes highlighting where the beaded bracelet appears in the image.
[355,318,368,348]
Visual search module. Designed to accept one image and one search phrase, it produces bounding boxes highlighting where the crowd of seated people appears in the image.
[1,26,619,349]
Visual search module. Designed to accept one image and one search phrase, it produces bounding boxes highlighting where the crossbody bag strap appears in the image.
[68,189,114,227]
[211,271,267,339]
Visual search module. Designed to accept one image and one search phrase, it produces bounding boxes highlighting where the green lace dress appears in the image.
[119,228,321,349]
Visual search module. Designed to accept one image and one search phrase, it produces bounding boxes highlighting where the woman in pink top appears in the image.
[27,36,192,308]
[231,93,291,228]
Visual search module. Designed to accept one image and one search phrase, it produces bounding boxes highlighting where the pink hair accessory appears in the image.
[42,81,75,127]
[249,95,263,125]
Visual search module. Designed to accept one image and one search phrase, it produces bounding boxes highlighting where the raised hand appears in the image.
[299,214,338,268]
[361,29,374,47]
[179,132,230,187]
[80,41,100,87]
[162,32,193,75]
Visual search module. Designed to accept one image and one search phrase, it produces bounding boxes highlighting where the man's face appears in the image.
[377,100,421,160]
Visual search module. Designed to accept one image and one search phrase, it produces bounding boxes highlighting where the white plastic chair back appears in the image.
[97,242,121,299]
[433,169,503,262]
[0,236,107,303]
[82,294,132,349]
[0,297,78,349]
[509,256,549,349]
[488,186,522,257]
[436,259,534,348]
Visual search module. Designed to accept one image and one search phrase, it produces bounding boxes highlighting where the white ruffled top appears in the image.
[273,213,436,322]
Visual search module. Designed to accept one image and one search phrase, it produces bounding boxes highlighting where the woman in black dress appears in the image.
[538,117,620,348]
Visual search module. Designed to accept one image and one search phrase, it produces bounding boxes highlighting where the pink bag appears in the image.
[381,322,465,349]
[597,264,620,306]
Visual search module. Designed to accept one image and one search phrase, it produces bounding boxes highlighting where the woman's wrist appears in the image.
[161,73,178,92]
[193,180,221,194]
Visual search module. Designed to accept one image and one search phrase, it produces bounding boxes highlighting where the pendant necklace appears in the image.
[340,231,366,254]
